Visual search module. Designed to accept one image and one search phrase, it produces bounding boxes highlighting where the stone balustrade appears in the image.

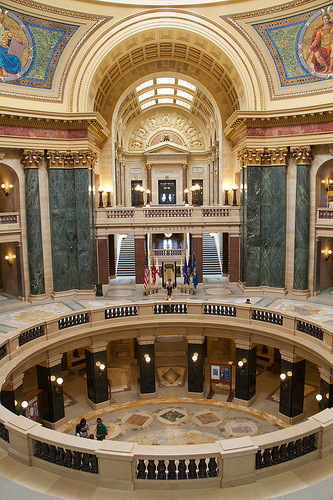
[96,205,240,234]
[0,300,333,490]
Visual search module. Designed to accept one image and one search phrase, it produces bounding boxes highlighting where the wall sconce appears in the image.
[237,358,247,374]
[280,370,292,390]
[50,374,63,393]
[1,183,12,196]
[21,400,28,410]
[96,361,106,377]
[326,249,332,261]
[144,353,151,364]
[192,352,198,363]
[184,188,189,205]
[98,186,104,208]
[105,187,112,207]
[232,184,238,206]
[223,185,230,205]
[146,189,151,205]
[4,255,12,267]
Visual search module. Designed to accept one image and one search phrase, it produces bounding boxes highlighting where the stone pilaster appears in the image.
[37,353,65,428]
[279,350,306,423]
[138,339,156,397]
[85,343,109,409]
[234,342,257,406]
[21,150,46,299]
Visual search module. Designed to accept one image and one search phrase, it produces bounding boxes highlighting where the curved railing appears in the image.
[0,300,333,489]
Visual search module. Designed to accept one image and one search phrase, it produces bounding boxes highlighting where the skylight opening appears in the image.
[156,77,175,85]
[176,100,191,109]
[176,90,193,101]
[138,90,155,102]
[178,79,196,91]
[157,88,174,95]
[141,100,155,110]
[136,80,154,92]
[158,98,174,104]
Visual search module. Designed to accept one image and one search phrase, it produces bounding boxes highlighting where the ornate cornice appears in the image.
[0,109,110,143]
[225,107,333,142]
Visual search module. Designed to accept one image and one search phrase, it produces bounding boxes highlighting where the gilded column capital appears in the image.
[46,150,97,169]
[270,147,289,166]
[181,163,188,170]
[73,150,97,169]
[46,150,70,168]
[21,150,43,168]
[237,148,262,167]
[146,163,152,170]
[291,146,313,165]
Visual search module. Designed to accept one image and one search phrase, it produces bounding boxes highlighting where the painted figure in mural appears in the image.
[306,11,333,73]
[0,15,24,77]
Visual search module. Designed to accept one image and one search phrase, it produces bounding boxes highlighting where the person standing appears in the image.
[95,417,108,440]
[166,278,173,300]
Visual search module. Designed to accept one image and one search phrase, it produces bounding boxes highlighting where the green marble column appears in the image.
[293,164,310,290]
[25,168,46,295]
[48,153,96,293]
[244,164,286,288]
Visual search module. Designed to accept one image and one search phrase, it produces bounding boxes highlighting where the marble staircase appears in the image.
[116,233,135,276]
[202,232,222,275]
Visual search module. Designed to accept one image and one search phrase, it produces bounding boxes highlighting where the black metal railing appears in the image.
[153,304,187,314]
[19,325,45,346]
[204,304,236,316]
[58,313,90,330]
[34,440,98,474]
[297,321,323,341]
[252,310,283,325]
[0,422,9,443]
[105,306,138,319]
[137,457,218,480]
[255,434,316,469]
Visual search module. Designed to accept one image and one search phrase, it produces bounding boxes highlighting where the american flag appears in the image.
[144,254,150,289]
[152,257,158,284]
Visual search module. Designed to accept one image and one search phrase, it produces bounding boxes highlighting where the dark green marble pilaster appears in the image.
[244,166,286,288]
[25,168,46,295]
[246,166,261,286]
[293,165,310,290]
[279,359,305,419]
[240,167,247,283]
[235,346,257,401]
[37,364,65,423]
[75,169,96,289]
[49,168,96,292]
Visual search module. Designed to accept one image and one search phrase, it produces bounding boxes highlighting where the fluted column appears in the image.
[21,150,46,298]
[291,147,312,294]
[46,150,97,294]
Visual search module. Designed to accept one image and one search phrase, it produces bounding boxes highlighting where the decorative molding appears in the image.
[46,150,97,169]
[291,146,313,165]
[237,147,289,166]
[21,149,43,168]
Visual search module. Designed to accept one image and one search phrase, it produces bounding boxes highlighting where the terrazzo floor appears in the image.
[1,276,333,498]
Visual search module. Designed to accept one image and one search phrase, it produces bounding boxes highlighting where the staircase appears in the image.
[116,234,135,276]
[202,232,222,275]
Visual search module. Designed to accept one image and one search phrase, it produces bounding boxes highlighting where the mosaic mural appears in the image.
[225,3,333,88]
[0,7,79,88]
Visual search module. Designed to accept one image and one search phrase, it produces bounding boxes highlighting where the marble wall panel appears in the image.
[25,168,46,295]
[293,165,310,290]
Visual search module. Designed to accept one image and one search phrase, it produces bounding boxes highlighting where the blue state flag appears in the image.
[193,253,198,289]
[183,258,188,285]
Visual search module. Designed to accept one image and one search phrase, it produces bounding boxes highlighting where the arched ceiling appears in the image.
[91,29,244,130]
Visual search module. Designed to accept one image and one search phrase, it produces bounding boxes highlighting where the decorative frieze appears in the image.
[291,146,313,165]
[21,150,43,168]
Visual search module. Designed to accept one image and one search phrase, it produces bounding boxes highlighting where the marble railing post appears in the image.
[237,148,288,289]
[291,147,312,295]
[37,352,65,429]
[279,350,306,424]
[46,150,97,294]
[21,150,46,299]
[235,341,257,406]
